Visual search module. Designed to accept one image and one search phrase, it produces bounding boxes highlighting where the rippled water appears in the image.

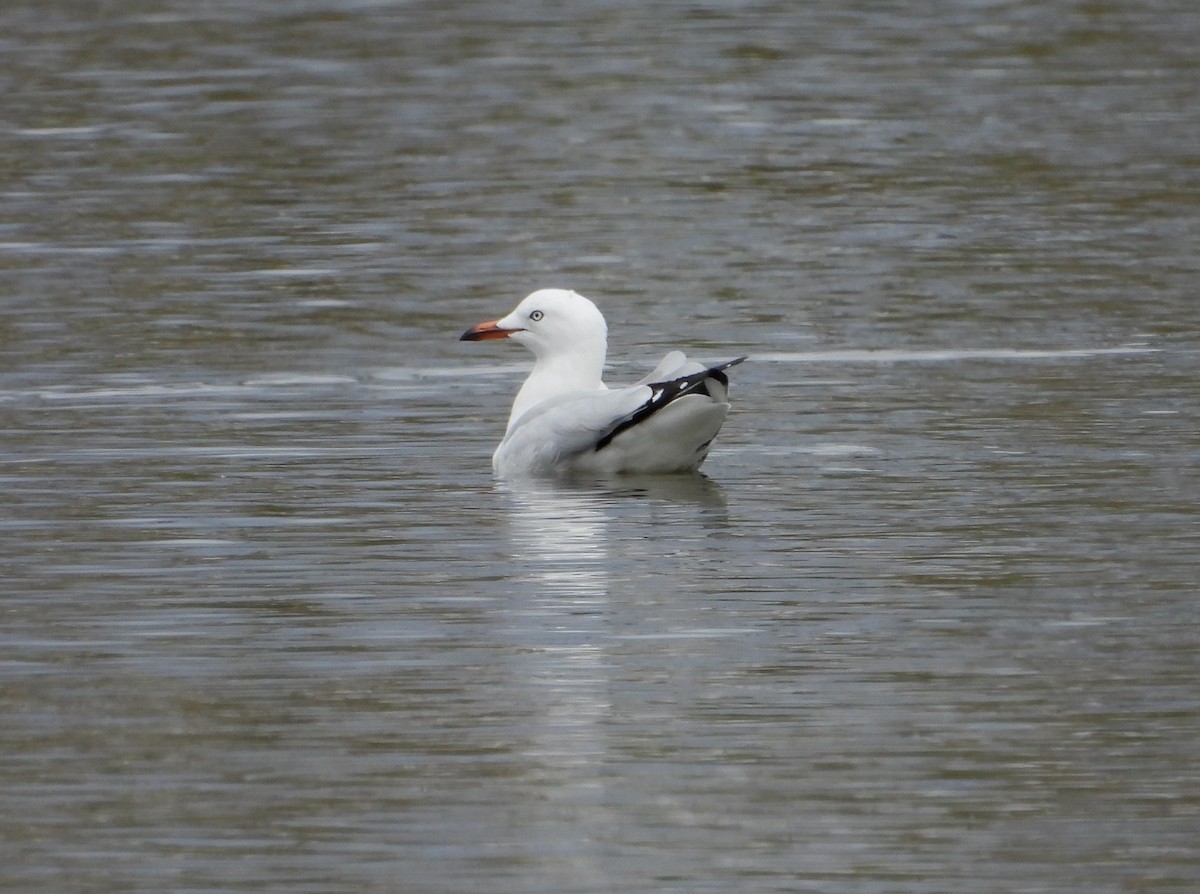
[3,2,1198,892]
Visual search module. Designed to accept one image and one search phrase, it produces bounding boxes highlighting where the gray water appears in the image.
[2,2,1198,892]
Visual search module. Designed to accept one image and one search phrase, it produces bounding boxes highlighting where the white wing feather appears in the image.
[633,350,702,385]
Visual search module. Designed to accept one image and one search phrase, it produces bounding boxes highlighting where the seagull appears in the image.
[460,288,745,477]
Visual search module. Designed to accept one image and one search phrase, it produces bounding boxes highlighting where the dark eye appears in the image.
[529,310,544,322]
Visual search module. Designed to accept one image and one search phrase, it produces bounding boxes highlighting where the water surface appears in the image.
[2,2,1198,892]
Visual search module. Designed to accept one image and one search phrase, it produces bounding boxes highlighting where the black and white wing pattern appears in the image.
[492,354,745,476]
[596,356,746,452]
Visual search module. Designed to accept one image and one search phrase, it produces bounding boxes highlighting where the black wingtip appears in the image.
[595,355,747,452]
[707,356,746,388]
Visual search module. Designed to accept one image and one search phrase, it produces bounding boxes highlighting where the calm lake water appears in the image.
[2,2,1198,892]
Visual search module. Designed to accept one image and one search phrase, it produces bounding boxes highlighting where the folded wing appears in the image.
[494,355,746,476]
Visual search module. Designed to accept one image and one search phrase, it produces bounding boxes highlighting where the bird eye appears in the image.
[529,310,544,322]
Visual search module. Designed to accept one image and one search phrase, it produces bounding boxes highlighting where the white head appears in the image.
[461,288,608,363]
[461,288,606,355]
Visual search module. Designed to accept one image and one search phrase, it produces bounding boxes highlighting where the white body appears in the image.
[461,289,741,478]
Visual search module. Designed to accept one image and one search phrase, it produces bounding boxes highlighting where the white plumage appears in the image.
[460,288,744,477]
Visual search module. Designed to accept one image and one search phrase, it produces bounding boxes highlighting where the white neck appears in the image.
[506,342,607,432]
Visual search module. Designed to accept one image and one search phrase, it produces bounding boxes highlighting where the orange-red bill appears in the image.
[459,320,517,342]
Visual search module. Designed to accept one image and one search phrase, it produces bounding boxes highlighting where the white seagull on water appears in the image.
[460,288,745,477]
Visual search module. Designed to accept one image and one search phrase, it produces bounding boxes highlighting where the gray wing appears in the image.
[493,354,746,477]
[493,385,655,476]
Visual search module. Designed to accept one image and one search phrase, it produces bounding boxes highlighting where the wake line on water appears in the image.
[754,346,1156,364]
[1,347,1157,404]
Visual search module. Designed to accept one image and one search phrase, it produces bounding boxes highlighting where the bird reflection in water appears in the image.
[490,474,727,890]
